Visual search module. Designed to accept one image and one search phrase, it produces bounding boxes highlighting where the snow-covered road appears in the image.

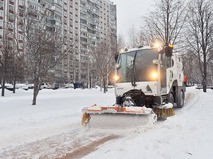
[0,87,213,159]
[82,88,213,159]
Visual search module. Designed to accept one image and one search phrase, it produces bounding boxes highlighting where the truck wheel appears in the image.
[177,91,184,108]
[168,92,175,105]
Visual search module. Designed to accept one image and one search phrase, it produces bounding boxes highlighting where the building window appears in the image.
[0,28,3,38]
[9,5,14,12]
[0,19,3,27]
[0,10,3,17]
[0,1,3,10]
[9,14,14,22]
[19,0,25,5]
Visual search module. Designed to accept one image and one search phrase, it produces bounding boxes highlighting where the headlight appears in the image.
[151,72,158,80]
[153,41,162,49]
[113,74,120,82]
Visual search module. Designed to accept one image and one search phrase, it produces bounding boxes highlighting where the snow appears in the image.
[0,87,213,159]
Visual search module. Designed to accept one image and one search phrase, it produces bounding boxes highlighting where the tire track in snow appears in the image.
[0,127,117,159]
[57,135,119,159]
[174,89,200,115]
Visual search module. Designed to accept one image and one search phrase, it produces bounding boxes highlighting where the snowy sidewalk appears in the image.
[1,87,213,159]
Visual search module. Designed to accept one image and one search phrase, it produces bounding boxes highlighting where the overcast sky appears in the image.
[111,0,155,39]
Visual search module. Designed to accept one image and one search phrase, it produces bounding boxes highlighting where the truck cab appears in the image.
[114,46,185,108]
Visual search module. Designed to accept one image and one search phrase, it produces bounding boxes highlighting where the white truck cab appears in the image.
[114,46,185,108]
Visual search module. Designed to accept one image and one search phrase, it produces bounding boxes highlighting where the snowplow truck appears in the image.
[82,45,186,128]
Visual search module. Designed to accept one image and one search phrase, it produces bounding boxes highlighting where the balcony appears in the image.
[8,18,15,23]
[9,0,14,5]
[87,25,96,32]
[80,7,87,14]
[9,9,14,14]
[80,27,87,33]
[80,46,87,51]
[92,9,99,15]
[18,5,25,11]
[80,33,87,39]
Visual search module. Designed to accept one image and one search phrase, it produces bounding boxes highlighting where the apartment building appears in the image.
[79,0,117,86]
[0,0,116,85]
[32,0,80,83]
[62,0,80,83]
[99,0,116,48]
[36,0,81,83]
[0,0,27,53]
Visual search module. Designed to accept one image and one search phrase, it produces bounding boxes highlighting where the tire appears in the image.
[168,92,175,105]
[177,91,184,108]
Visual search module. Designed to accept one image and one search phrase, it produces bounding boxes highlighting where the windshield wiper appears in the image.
[131,51,137,87]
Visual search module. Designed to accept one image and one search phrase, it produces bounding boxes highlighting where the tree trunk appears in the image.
[203,55,207,93]
[100,77,102,91]
[203,67,207,93]
[202,78,207,92]
[32,80,40,105]
[1,78,5,97]
[13,78,16,93]
[103,78,107,93]
[89,75,92,89]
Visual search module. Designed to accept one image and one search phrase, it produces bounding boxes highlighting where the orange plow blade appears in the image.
[82,105,157,129]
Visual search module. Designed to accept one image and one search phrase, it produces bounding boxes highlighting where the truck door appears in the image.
[161,55,173,94]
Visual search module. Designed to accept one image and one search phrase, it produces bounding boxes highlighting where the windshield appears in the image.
[117,49,158,83]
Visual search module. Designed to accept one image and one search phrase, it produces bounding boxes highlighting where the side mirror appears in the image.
[165,45,173,57]
[115,52,119,62]
[157,45,173,57]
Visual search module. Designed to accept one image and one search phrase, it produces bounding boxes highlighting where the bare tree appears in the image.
[117,34,126,52]
[144,0,187,46]
[186,0,213,92]
[24,7,66,105]
[0,22,20,96]
[91,41,114,93]
[127,26,150,48]
[0,4,28,96]
[181,50,202,85]
[128,26,139,48]
[137,30,150,46]
[0,36,13,96]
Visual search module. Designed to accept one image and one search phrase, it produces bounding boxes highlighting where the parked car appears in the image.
[108,85,114,89]
[52,83,59,90]
[5,84,14,91]
[16,84,29,90]
[40,83,49,89]
[65,83,74,88]
[73,82,84,89]
[27,84,34,89]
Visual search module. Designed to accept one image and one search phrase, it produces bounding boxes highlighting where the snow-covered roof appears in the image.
[119,46,155,54]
